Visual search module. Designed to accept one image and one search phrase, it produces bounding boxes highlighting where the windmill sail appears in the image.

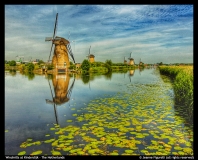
[48,13,58,62]
[67,43,75,63]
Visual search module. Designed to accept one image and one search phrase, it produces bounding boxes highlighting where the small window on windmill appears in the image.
[64,62,66,66]
[58,54,61,57]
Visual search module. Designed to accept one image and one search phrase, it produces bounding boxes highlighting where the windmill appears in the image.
[86,46,95,63]
[128,52,134,65]
[45,13,75,73]
[139,58,143,66]
[124,56,127,64]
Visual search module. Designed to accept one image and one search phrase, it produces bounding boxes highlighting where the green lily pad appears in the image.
[5,130,8,132]
[63,147,72,151]
[67,120,73,122]
[27,138,33,142]
[183,148,193,154]
[109,152,119,155]
[18,151,26,155]
[51,150,62,155]
[45,134,50,136]
[44,139,55,143]
[125,150,134,154]
[88,149,97,154]
[174,146,183,150]
[30,150,42,155]
[34,141,41,145]
[77,151,85,155]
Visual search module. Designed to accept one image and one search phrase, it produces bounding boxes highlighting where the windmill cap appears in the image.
[89,54,95,58]
[53,37,70,45]
[53,97,70,105]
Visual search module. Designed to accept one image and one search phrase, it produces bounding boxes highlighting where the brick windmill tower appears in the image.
[45,13,75,73]
[128,52,135,65]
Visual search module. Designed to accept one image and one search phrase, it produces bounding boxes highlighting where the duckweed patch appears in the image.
[18,79,193,155]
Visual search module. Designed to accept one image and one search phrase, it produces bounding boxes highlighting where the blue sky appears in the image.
[5,5,193,64]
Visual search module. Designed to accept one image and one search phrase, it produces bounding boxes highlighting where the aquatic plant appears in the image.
[18,78,193,156]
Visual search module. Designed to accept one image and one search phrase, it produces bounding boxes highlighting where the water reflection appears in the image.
[104,71,112,80]
[25,72,35,80]
[129,69,135,82]
[9,70,17,77]
[45,73,75,124]
[139,67,144,75]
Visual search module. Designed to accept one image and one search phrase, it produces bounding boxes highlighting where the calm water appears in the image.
[5,68,193,156]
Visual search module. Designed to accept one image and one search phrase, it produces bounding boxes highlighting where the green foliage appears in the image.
[38,60,44,65]
[105,59,112,72]
[159,66,193,120]
[27,63,35,72]
[47,64,54,70]
[69,62,76,70]
[105,59,112,66]
[9,60,16,66]
[81,59,90,71]
[25,72,35,80]
[81,73,90,84]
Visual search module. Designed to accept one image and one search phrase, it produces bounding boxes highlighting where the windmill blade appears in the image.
[48,43,54,61]
[89,46,91,55]
[67,78,75,98]
[52,13,58,40]
[48,13,58,62]
[67,43,75,63]
[45,37,53,41]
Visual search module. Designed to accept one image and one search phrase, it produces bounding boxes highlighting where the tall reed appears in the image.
[159,66,193,120]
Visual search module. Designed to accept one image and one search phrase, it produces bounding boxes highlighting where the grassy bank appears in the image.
[159,65,193,119]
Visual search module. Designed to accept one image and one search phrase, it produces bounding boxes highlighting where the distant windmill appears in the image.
[124,56,127,64]
[139,58,143,66]
[128,52,134,65]
[86,46,95,63]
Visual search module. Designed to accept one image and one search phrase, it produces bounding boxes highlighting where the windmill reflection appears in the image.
[139,67,144,75]
[129,69,135,82]
[46,73,75,124]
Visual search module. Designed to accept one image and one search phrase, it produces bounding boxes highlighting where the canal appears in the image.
[5,68,193,155]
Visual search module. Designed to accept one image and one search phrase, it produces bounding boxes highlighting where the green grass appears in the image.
[159,65,193,119]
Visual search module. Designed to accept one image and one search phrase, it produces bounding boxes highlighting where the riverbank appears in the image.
[159,65,193,121]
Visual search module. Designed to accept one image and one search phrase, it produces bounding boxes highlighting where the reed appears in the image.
[159,65,193,119]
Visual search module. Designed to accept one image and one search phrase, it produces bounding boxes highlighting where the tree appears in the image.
[38,60,44,65]
[81,59,90,71]
[9,60,16,66]
[27,63,35,72]
[105,60,112,66]
[105,59,112,72]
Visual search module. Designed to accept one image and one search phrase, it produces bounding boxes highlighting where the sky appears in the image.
[5,4,193,64]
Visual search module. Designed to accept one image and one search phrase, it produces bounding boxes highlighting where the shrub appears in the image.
[9,60,16,66]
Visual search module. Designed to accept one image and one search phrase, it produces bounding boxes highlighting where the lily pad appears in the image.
[18,151,26,155]
[30,150,42,155]
[51,150,62,155]
[125,150,134,154]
